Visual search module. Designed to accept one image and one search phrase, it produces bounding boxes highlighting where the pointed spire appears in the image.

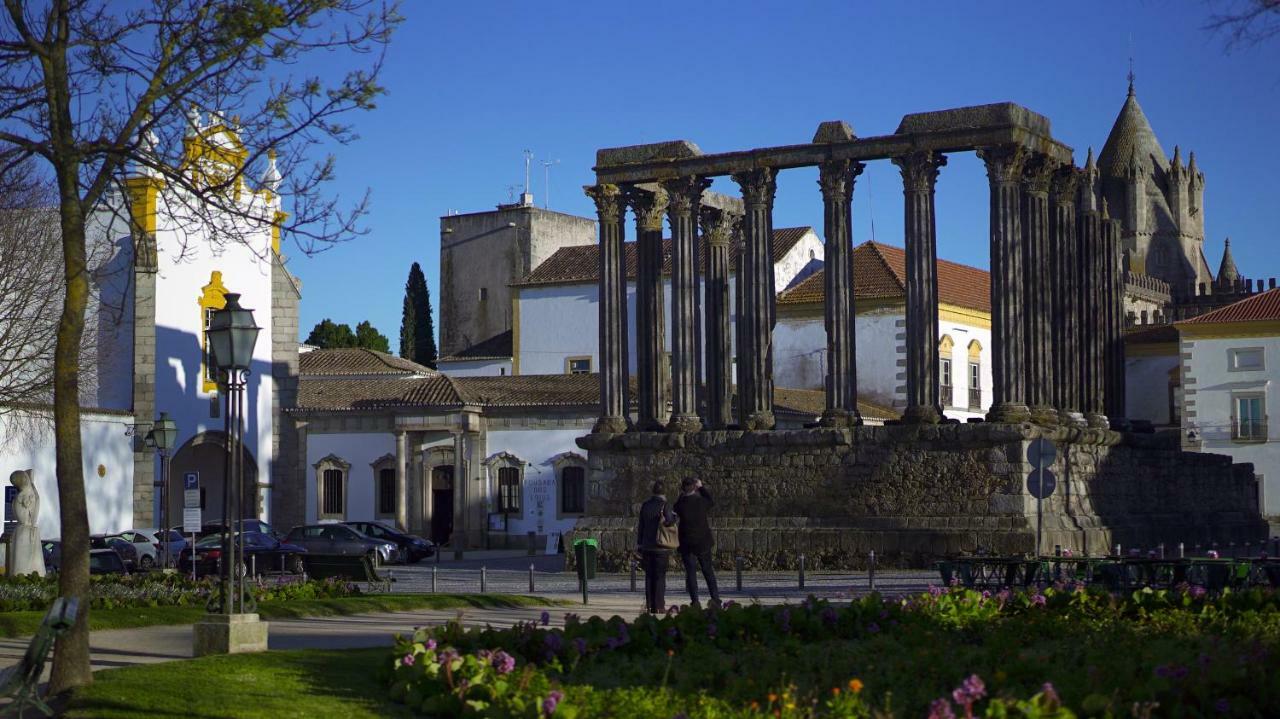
[1217,238,1240,285]
[1099,80,1168,177]
[1188,150,1199,176]
[1171,145,1182,169]
[1085,147,1096,172]
[1102,197,1110,220]
[262,148,281,194]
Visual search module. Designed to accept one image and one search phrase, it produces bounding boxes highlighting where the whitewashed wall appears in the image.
[303,431,395,526]
[938,319,993,422]
[1126,354,1179,425]
[483,427,589,539]
[775,230,824,291]
[437,359,513,377]
[774,316,826,390]
[1183,334,1280,516]
[0,409,136,537]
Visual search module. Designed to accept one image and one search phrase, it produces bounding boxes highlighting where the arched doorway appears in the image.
[168,431,258,528]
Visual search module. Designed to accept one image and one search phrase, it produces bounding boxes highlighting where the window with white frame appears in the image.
[498,467,521,513]
[1233,394,1267,441]
[1229,347,1264,372]
[313,454,351,520]
[566,357,592,374]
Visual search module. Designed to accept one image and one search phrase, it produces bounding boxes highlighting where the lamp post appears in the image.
[195,292,266,656]
[150,412,177,567]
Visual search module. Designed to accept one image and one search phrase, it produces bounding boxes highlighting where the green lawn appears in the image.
[63,648,407,719]
[0,594,559,638]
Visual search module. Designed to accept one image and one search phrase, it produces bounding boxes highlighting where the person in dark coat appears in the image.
[673,477,720,607]
[636,480,676,613]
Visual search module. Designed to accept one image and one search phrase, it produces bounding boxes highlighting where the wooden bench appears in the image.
[303,555,393,592]
[0,596,80,717]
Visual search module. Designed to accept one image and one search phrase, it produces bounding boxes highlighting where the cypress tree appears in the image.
[399,262,437,367]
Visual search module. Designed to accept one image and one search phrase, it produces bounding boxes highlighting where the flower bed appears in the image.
[0,572,361,611]
[387,584,1280,717]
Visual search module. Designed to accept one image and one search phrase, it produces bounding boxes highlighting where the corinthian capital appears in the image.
[661,176,712,217]
[625,185,668,232]
[817,159,864,202]
[1022,153,1055,195]
[977,145,1027,185]
[731,167,777,208]
[583,183,623,223]
[1049,166,1082,205]
[892,151,947,193]
[699,206,740,247]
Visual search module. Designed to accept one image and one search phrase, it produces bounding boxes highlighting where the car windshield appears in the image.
[156,530,184,542]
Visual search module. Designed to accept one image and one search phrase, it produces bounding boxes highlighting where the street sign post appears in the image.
[1026,440,1057,557]
[183,472,201,580]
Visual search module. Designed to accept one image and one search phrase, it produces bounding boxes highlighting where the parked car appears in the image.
[342,521,434,563]
[114,529,166,570]
[177,531,308,576]
[90,535,138,571]
[284,524,399,564]
[41,540,61,573]
[139,528,189,568]
[199,519,284,541]
[89,548,128,575]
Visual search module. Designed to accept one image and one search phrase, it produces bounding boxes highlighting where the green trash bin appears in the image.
[573,538,599,581]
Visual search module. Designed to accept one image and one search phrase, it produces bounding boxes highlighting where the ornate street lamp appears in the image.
[205,293,259,620]
[149,412,178,567]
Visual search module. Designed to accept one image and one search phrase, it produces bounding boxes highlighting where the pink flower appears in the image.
[402,653,415,666]
[1041,682,1059,705]
[928,698,956,719]
[542,690,564,716]
[1207,550,1220,559]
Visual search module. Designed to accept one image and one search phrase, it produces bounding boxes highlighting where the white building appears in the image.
[1176,289,1280,519]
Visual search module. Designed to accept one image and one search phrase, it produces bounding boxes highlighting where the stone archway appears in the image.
[168,431,258,527]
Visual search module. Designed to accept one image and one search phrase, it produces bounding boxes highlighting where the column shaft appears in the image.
[701,207,737,429]
[1022,155,1057,425]
[627,187,669,431]
[731,168,778,430]
[979,146,1031,423]
[818,160,864,426]
[1104,214,1127,421]
[1049,168,1082,424]
[1079,210,1108,427]
[663,176,710,433]
[895,151,947,423]
[395,430,408,531]
[586,184,628,433]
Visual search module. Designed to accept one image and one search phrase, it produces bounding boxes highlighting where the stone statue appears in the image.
[6,470,45,576]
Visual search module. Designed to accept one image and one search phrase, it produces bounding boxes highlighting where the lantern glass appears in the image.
[206,293,260,372]
[154,412,178,450]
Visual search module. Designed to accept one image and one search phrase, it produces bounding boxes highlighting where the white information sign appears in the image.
[183,508,201,533]
[545,531,561,555]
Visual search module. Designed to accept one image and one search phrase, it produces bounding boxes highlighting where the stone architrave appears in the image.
[585,183,628,434]
[730,168,778,430]
[1079,209,1109,428]
[663,176,711,433]
[1049,167,1084,426]
[817,159,865,426]
[626,186,669,431]
[978,145,1031,424]
[700,207,738,429]
[894,151,947,424]
[1021,154,1057,426]
[6,470,44,576]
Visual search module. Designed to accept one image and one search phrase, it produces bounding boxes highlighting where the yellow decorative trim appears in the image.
[198,271,230,393]
[182,122,248,189]
[123,176,164,235]
[1178,320,1280,339]
[511,289,521,376]
[271,210,288,256]
[939,303,992,330]
[938,334,955,355]
[967,339,983,360]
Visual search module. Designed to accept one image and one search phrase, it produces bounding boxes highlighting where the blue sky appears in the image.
[290,1,1280,346]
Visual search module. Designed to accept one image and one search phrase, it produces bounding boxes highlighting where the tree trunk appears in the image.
[48,177,92,694]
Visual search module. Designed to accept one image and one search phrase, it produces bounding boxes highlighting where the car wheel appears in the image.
[139,555,155,571]
[287,555,305,575]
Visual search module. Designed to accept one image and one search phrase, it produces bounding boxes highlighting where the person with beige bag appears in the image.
[635,480,678,613]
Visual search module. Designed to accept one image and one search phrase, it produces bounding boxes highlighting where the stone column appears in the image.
[663,176,711,433]
[818,159,865,426]
[1049,167,1083,426]
[893,151,946,424]
[1022,154,1057,426]
[585,183,628,434]
[450,429,466,559]
[731,168,778,430]
[1079,209,1108,428]
[627,186,669,431]
[978,145,1031,424]
[1103,212,1127,423]
[700,207,737,429]
[395,430,408,531]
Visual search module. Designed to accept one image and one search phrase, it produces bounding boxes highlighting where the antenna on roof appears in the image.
[520,150,535,206]
[541,158,560,209]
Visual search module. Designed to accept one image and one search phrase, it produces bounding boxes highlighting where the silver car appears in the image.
[283,524,399,564]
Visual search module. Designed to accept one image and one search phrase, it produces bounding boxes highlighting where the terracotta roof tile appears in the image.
[771,386,898,421]
[299,348,436,377]
[439,330,513,361]
[778,241,991,312]
[1177,288,1280,325]
[519,228,813,287]
[295,375,460,411]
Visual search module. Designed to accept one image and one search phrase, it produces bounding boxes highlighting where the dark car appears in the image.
[90,535,138,571]
[89,548,128,575]
[342,521,434,563]
[199,520,284,541]
[285,524,400,565]
[42,540,61,573]
[177,531,308,576]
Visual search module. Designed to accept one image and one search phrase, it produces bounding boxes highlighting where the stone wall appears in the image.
[569,423,1267,569]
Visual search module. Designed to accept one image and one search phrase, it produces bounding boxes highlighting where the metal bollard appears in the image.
[1114,543,1121,557]
[431,565,437,593]
[529,564,536,593]
[1178,542,1185,559]
[1158,543,1165,560]
[251,554,256,577]
[798,554,806,590]
[629,560,637,592]
[868,550,876,592]
[735,556,743,592]
[481,566,487,593]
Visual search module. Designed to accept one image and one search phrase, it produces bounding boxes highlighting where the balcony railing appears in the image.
[940,384,953,409]
[968,388,982,411]
[1232,419,1268,442]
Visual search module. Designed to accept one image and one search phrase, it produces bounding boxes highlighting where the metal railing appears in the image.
[940,384,953,408]
[968,388,981,411]
[1232,419,1268,441]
